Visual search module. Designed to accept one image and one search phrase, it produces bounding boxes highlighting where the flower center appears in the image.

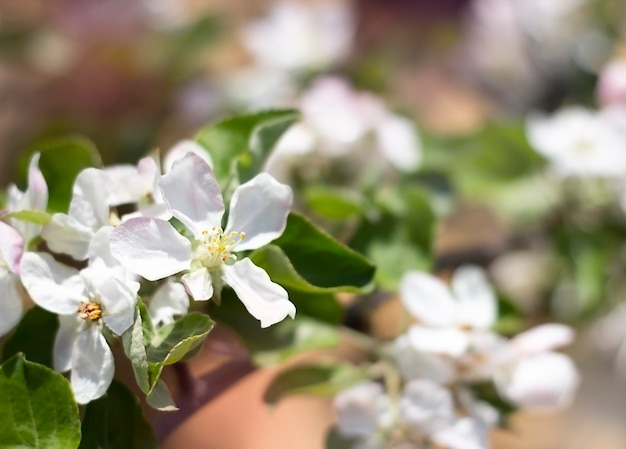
[77,302,103,321]
[195,227,246,269]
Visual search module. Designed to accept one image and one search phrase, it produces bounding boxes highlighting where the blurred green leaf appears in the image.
[304,185,366,220]
[78,380,157,449]
[0,354,81,449]
[264,363,368,405]
[195,109,300,192]
[4,209,52,225]
[325,427,362,449]
[2,307,58,367]
[19,136,102,213]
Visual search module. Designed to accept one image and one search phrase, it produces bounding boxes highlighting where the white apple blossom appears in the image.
[399,379,455,435]
[269,77,422,174]
[526,106,626,178]
[110,153,295,328]
[242,1,354,72]
[149,281,190,325]
[19,246,139,404]
[597,58,626,107]
[0,222,25,337]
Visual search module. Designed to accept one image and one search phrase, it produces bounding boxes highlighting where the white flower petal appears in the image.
[499,352,579,408]
[19,252,84,314]
[375,114,422,172]
[181,267,213,301]
[392,335,456,384]
[99,278,138,336]
[451,265,497,329]
[511,323,575,355]
[333,382,391,438]
[225,173,293,252]
[71,325,115,404]
[10,153,48,242]
[69,168,110,230]
[0,273,23,337]
[149,281,190,325]
[163,140,213,173]
[53,314,80,373]
[110,217,192,281]
[41,213,94,260]
[400,271,457,326]
[222,258,295,328]
[0,221,24,274]
[87,226,119,268]
[159,153,224,235]
[400,379,454,435]
[432,418,489,449]
[408,326,469,357]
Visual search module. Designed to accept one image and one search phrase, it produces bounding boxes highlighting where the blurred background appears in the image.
[2,0,626,448]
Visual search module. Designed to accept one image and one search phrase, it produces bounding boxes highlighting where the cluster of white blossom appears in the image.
[0,142,296,404]
[333,266,579,449]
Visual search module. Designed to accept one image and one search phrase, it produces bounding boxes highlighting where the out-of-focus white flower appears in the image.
[399,379,455,435]
[431,417,491,449]
[597,59,626,107]
[242,1,354,72]
[223,66,296,111]
[526,106,626,177]
[110,153,295,328]
[20,244,139,404]
[269,77,422,173]
[333,382,393,438]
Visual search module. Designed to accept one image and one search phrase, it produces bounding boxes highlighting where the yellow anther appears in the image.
[77,302,103,321]
[240,232,246,240]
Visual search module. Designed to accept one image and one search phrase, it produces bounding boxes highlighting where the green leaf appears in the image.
[146,379,177,412]
[146,312,214,365]
[326,427,362,449]
[78,380,157,449]
[288,291,344,325]
[195,109,300,190]
[2,307,58,367]
[3,210,51,226]
[304,185,366,220]
[210,289,340,366]
[259,212,376,293]
[264,363,368,405]
[122,304,150,393]
[19,136,102,213]
[0,354,81,449]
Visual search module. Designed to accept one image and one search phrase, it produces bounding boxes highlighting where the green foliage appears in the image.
[195,109,300,194]
[304,185,366,220]
[210,289,341,366]
[0,354,81,449]
[122,301,214,410]
[19,136,102,213]
[255,212,376,293]
[3,210,51,226]
[78,380,157,449]
[325,428,362,449]
[350,186,435,290]
[264,363,368,405]
[2,307,58,368]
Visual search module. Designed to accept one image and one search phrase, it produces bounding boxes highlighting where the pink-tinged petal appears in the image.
[53,314,81,373]
[452,265,497,330]
[159,153,224,235]
[25,153,48,212]
[408,326,469,357]
[226,173,293,252]
[222,258,295,328]
[375,114,422,172]
[181,268,213,301]
[42,213,94,260]
[19,252,84,314]
[400,271,457,327]
[69,168,110,230]
[0,221,24,274]
[71,325,115,404]
[87,226,118,268]
[511,324,575,355]
[104,163,152,206]
[99,278,138,336]
[163,140,213,173]
[499,352,579,409]
[149,281,190,325]
[110,217,192,281]
[0,273,23,337]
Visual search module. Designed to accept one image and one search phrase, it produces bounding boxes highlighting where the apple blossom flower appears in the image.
[526,106,626,178]
[242,1,354,73]
[399,379,455,435]
[0,221,25,336]
[269,77,422,174]
[19,247,139,404]
[597,58,626,107]
[4,152,48,243]
[110,153,295,328]
[149,281,190,326]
